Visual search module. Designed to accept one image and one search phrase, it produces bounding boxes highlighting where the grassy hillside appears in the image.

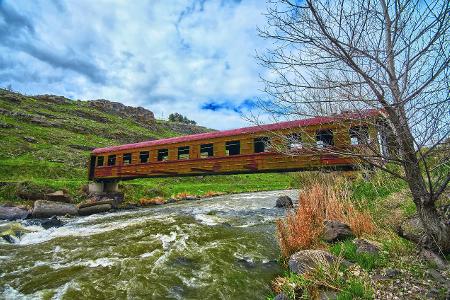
[0,89,294,204]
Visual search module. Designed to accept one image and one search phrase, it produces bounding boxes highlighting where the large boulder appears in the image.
[32,200,78,218]
[288,250,336,275]
[0,206,30,220]
[88,192,124,208]
[275,195,293,208]
[24,216,64,229]
[45,190,72,203]
[322,220,354,243]
[78,204,112,216]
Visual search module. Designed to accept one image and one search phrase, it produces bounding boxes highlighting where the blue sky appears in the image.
[0,0,273,129]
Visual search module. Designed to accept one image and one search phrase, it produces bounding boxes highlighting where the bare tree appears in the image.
[257,0,450,253]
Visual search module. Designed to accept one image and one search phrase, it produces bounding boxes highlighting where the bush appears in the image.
[276,177,375,257]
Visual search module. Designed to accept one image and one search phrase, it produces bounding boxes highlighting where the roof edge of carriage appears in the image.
[91,109,382,155]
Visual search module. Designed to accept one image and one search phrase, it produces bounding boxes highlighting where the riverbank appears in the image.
[0,173,298,208]
[268,171,450,299]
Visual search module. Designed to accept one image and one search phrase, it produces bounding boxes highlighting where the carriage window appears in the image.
[97,156,104,167]
[200,143,214,158]
[157,149,169,161]
[254,137,270,153]
[349,126,369,145]
[287,133,302,150]
[178,146,190,160]
[225,140,240,156]
[123,153,132,165]
[107,155,116,166]
[140,151,149,163]
[316,130,334,148]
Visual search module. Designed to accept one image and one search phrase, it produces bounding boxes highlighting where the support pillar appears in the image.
[104,181,119,193]
[88,182,104,193]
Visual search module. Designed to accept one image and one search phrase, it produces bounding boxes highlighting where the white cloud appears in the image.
[0,0,272,129]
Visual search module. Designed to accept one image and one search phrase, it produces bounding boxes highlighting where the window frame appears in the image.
[157,149,169,161]
[349,126,369,146]
[178,146,190,160]
[200,143,214,158]
[316,129,334,148]
[123,153,132,165]
[139,151,150,163]
[254,137,270,153]
[107,154,116,166]
[225,140,241,156]
[97,156,104,167]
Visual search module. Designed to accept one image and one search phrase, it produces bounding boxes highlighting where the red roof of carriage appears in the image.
[92,109,380,154]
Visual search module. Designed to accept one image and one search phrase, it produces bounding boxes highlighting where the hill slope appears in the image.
[0,89,294,203]
[0,89,210,182]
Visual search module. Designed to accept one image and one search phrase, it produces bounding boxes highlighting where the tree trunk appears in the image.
[414,198,450,254]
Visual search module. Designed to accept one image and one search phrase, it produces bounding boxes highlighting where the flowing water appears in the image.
[0,190,297,300]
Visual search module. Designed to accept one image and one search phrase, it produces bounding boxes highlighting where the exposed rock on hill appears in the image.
[88,99,155,124]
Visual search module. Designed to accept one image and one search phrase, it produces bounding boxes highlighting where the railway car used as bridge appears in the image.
[88,109,384,189]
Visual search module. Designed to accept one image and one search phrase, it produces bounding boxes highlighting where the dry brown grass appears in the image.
[173,192,197,200]
[277,177,375,257]
[201,191,226,198]
[139,197,165,206]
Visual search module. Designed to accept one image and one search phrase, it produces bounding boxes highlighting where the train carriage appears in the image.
[88,109,383,182]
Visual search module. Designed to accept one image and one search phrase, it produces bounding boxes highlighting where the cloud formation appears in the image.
[0,0,271,129]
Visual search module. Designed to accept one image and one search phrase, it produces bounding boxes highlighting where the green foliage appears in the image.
[329,240,386,271]
[168,112,197,125]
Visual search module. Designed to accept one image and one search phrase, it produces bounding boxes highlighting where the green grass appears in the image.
[329,240,386,271]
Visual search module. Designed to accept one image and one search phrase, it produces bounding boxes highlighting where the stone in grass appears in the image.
[322,220,355,243]
[45,190,72,203]
[354,238,381,255]
[32,200,78,218]
[288,249,336,275]
[275,195,293,208]
[274,293,289,300]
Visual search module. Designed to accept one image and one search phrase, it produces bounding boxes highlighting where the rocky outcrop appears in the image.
[45,190,72,203]
[322,220,355,243]
[0,206,30,220]
[32,200,78,218]
[34,94,71,104]
[275,195,293,208]
[78,204,112,216]
[288,249,336,275]
[88,99,155,124]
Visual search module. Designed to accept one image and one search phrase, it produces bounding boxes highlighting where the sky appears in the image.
[0,0,275,130]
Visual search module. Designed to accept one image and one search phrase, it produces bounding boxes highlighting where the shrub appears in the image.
[276,178,375,257]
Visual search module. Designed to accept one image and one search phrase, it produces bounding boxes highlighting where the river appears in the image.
[0,190,297,300]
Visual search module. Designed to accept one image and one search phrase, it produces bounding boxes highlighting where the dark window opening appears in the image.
[254,137,270,153]
[97,156,104,167]
[226,140,240,156]
[349,126,369,145]
[107,155,116,166]
[123,153,132,165]
[178,146,190,160]
[286,133,302,150]
[157,149,169,161]
[140,151,149,163]
[200,143,214,158]
[316,130,334,148]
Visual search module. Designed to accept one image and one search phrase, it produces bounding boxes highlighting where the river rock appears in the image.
[45,190,72,203]
[288,250,336,275]
[0,206,30,220]
[322,220,354,243]
[32,200,78,218]
[275,195,293,208]
[24,216,65,229]
[78,204,112,216]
